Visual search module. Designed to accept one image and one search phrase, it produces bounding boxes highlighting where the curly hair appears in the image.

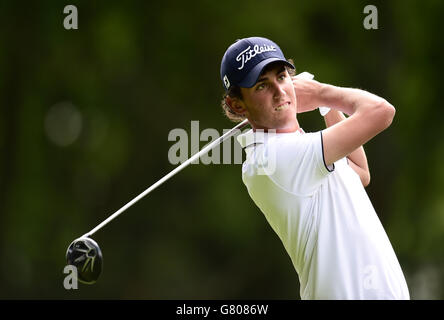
[220,59,296,123]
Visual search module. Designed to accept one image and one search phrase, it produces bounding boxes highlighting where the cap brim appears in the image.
[238,58,295,88]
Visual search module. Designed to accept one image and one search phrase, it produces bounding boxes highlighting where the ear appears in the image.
[225,96,247,116]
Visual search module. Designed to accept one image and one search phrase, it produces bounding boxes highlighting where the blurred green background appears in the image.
[0,0,442,299]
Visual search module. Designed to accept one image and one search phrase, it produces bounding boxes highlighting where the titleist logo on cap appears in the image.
[236,44,276,70]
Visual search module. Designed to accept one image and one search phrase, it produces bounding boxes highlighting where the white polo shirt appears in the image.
[237,128,410,300]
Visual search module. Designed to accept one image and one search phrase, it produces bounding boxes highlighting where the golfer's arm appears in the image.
[319,84,395,170]
[323,110,370,187]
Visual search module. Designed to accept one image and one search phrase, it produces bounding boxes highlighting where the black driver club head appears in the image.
[66,237,103,284]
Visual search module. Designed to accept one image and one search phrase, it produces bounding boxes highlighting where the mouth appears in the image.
[275,102,290,111]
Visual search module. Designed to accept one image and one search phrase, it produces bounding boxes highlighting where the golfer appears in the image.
[220,37,409,299]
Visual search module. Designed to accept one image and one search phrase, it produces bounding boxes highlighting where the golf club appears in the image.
[66,118,250,284]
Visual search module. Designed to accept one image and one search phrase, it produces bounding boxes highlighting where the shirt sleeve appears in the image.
[263,131,334,196]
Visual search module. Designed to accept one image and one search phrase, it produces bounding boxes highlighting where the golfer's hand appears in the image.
[292,75,323,114]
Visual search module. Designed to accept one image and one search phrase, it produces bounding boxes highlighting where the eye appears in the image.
[256,83,266,91]
[278,73,286,81]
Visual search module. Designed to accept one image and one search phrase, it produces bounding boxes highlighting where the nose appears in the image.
[271,81,286,100]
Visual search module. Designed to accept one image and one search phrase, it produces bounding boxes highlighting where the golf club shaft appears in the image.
[82,119,250,238]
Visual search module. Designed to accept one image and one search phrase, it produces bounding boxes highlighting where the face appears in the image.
[236,63,299,132]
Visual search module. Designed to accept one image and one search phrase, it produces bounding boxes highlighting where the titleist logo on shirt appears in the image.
[236,44,277,70]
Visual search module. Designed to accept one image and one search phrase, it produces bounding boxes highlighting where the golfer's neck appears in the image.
[251,120,301,133]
